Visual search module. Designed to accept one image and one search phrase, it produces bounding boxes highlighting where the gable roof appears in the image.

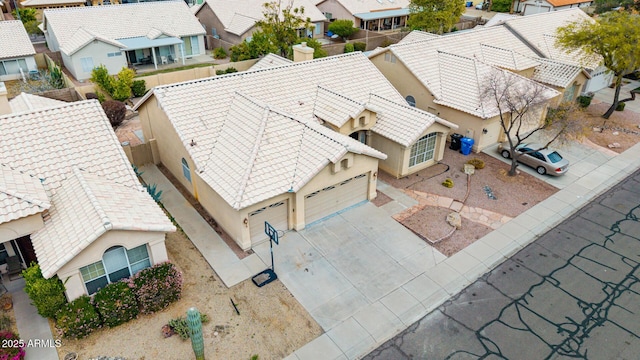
[531,57,590,88]
[9,93,67,113]
[136,52,456,208]
[315,0,410,15]
[0,164,50,225]
[43,1,205,55]
[546,0,593,6]
[250,53,293,70]
[0,20,36,60]
[398,30,440,44]
[199,0,326,36]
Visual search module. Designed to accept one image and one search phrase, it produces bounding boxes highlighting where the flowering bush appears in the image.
[93,281,139,328]
[55,295,102,339]
[129,262,182,314]
[22,264,67,319]
[0,331,25,360]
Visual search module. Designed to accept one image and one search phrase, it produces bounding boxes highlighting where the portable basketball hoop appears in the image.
[252,221,279,287]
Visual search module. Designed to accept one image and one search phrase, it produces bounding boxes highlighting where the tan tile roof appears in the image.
[33,168,175,279]
[547,0,592,6]
[0,164,50,225]
[0,20,36,60]
[201,0,326,36]
[43,1,205,55]
[199,92,385,209]
[138,53,456,208]
[531,57,587,88]
[9,93,67,113]
[249,53,293,70]
[398,30,440,44]
[21,0,84,6]
[502,8,601,69]
[315,0,410,14]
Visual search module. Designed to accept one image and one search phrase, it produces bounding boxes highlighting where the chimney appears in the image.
[0,82,11,116]
[292,42,314,62]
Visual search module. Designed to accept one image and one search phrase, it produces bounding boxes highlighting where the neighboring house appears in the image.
[371,26,562,152]
[0,21,38,81]
[314,0,411,31]
[42,1,206,81]
[194,0,326,46]
[19,0,85,21]
[248,53,293,70]
[530,57,590,104]
[0,84,175,301]
[512,0,593,16]
[134,51,457,250]
[501,8,612,92]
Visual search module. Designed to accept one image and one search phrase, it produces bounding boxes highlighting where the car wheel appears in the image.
[501,150,511,159]
[536,166,547,175]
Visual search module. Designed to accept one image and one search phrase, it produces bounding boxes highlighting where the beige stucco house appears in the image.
[0,85,175,301]
[314,0,410,31]
[194,0,326,47]
[0,21,38,81]
[42,1,206,81]
[20,0,85,21]
[512,0,593,16]
[134,51,457,250]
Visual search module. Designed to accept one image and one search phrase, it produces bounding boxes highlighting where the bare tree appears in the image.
[481,70,584,176]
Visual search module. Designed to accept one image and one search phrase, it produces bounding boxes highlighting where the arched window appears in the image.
[406,95,416,107]
[409,132,438,167]
[79,245,151,294]
[182,158,191,182]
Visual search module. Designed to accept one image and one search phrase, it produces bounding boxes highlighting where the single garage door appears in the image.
[304,173,369,225]
[249,200,288,244]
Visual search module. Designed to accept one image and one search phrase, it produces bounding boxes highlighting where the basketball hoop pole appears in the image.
[270,236,275,272]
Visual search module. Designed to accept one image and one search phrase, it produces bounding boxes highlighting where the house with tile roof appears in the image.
[42,1,206,81]
[512,0,593,16]
[19,0,85,21]
[134,52,457,250]
[0,83,175,301]
[0,21,38,81]
[249,53,293,70]
[370,26,562,152]
[194,0,326,47]
[314,0,410,31]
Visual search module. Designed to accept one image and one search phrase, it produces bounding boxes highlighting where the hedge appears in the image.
[22,264,67,319]
[130,262,183,314]
[93,281,139,328]
[55,295,102,339]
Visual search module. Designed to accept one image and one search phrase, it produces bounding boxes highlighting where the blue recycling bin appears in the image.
[460,137,474,155]
[466,1,473,7]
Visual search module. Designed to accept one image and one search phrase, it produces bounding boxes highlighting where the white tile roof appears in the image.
[482,13,519,27]
[43,1,205,55]
[33,168,175,279]
[0,20,36,60]
[502,8,601,69]
[398,30,440,44]
[199,92,385,209]
[250,54,293,70]
[21,0,84,6]
[0,164,50,225]
[315,0,410,14]
[201,0,326,36]
[531,57,586,88]
[138,53,455,208]
[312,85,367,128]
[9,93,67,113]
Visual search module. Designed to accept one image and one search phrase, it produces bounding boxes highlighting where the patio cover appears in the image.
[118,36,183,51]
[353,8,410,21]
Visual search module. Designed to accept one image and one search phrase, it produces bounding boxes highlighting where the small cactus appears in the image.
[442,178,454,188]
[188,308,205,360]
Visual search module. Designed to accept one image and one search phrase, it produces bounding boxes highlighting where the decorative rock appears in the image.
[463,164,475,175]
[608,142,621,148]
[593,127,602,132]
[612,131,619,135]
[214,331,219,337]
[446,212,462,229]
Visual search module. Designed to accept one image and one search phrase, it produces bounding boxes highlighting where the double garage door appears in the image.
[249,200,288,244]
[304,173,369,225]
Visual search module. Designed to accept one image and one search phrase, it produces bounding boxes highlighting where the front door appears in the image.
[16,235,37,266]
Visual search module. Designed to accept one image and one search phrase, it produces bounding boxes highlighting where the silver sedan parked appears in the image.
[497,142,570,176]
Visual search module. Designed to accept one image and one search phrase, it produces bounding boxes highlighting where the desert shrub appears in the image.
[353,42,366,52]
[102,100,127,128]
[49,65,65,89]
[344,43,354,53]
[216,67,238,75]
[213,47,227,59]
[131,80,147,97]
[130,262,182,314]
[0,331,25,360]
[576,95,592,108]
[0,313,12,331]
[380,39,394,47]
[615,102,625,111]
[466,158,485,169]
[168,313,209,340]
[55,295,102,339]
[442,178,454,188]
[90,65,115,95]
[93,281,139,328]
[22,264,67,319]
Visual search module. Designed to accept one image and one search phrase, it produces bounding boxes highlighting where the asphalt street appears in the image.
[364,169,640,360]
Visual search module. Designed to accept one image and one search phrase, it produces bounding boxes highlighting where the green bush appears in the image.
[466,158,485,169]
[49,65,65,89]
[442,178,454,188]
[0,313,12,331]
[22,264,67,319]
[130,262,183,314]
[616,102,626,111]
[353,42,366,52]
[327,19,357,40]
[90,65,115,95]
[168,313,209,340]
[55,295,102,339]
[576,95,592,108]
[93,281,139,328]
[131,80,147,97]
[344,43,354,53]
[213,47,227,59]
[112,67,135,101]
[216,67,238,75]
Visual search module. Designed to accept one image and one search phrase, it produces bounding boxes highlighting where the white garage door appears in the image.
[304,173,369,225]
[249,200,288,244]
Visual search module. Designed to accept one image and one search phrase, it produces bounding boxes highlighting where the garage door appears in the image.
[249,200,288,244]
[304,173,369,225]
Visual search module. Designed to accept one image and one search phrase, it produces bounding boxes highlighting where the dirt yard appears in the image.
[585,101,640,153]
[54,230,322,360]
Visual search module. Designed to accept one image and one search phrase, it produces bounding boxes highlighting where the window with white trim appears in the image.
[181,158,191,182]
[79,244,150,294]
[80,57,94,73]
[409,132,437,167]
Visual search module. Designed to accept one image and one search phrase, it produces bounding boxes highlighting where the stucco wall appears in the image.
[0,215,43,243]
[0,56,38,81]
[316,0,355,22]
[70,41,127,80]
[196,3,245,45]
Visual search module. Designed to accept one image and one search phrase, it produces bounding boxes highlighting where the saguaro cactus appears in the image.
[187,307,205,360]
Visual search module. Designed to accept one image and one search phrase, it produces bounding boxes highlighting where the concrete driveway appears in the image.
[253,203,447,357]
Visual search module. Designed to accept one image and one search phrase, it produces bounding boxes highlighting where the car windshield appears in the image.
[547,151,563,163]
